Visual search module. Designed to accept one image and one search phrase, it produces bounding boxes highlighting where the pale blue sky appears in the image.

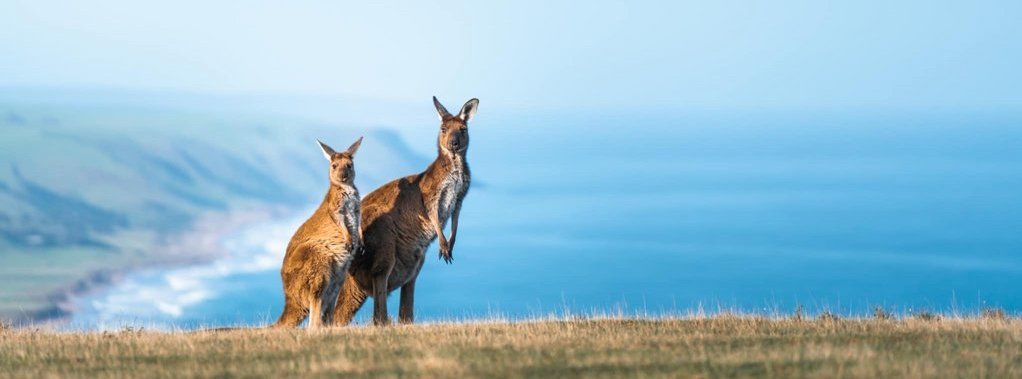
[1,0,1020,111]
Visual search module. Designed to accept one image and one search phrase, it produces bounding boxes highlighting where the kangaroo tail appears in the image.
[333,274,368,326]
[271,299,308,329]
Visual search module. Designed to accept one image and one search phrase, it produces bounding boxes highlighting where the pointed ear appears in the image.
[433,96,452,120]
[458,98,479,122]
[317,139,336,161]
[345,136,363,156]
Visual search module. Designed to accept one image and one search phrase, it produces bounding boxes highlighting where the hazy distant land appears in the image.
[0,102,422,323]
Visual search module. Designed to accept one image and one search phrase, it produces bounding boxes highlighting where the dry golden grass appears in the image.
[1,316,1020,378]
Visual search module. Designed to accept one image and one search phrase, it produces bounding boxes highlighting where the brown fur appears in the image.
[272,137,363,329]
[334,97,478,326]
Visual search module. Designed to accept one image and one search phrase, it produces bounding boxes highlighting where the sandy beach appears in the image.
[18,206,290,328]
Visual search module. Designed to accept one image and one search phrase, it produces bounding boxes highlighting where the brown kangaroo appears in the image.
[273,137,363,329]
[334,97,478,326]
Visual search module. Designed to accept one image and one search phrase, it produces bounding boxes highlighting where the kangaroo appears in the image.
[273,137,363,329]
[334,97,478,326]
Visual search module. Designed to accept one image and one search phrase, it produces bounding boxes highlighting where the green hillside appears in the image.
[0,103,423,322]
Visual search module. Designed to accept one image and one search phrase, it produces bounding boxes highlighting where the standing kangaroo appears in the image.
[273,137,363,329]
[334,97,478,326]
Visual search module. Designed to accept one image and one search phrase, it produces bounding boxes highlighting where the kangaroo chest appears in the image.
[340,196,361,243]
[436,169,469,228]
[331,187,361,252]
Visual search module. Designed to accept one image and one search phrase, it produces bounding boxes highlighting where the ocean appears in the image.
[67,110,1022,330]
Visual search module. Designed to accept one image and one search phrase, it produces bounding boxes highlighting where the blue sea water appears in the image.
[67,111,1022,330]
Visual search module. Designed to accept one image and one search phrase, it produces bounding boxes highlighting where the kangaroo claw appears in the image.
[439,244,453,264]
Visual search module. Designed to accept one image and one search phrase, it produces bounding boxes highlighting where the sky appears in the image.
[1,0,1020,111]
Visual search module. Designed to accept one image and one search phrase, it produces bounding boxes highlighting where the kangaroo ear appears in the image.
[433,96,452,120]
[317,139,336,161]
[345,136,363,156]
[458,98,479,122]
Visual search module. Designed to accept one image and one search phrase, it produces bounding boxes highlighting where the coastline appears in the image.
[15,205,290,328]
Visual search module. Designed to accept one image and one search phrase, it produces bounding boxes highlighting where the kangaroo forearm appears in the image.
[434,223,447,242]
[448,203,463,245]
[430,205,447,241]
[448,219,460,247]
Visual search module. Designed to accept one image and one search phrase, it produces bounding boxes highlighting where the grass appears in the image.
[2,316,1020,378]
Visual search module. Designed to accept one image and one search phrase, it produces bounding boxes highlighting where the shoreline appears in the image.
[15,205,291,327]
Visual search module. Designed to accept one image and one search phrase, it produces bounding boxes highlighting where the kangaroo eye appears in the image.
[332,163,338,169]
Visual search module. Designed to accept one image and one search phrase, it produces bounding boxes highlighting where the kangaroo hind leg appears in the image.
[319,274,344,327]
[307,298,324,329]
[333,274,368,326]
[398,279,416,324]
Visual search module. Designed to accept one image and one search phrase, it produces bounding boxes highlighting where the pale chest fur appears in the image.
[436,167,469,229]
[334,186,362,249]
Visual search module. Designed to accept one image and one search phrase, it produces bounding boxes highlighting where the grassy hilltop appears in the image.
[0,103,423,322]
[1,316,1020,378]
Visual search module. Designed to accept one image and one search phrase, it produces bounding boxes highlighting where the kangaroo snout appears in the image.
[447,129,468,152]
[450,136,463,150]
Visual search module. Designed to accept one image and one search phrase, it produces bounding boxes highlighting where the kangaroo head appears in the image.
[433,96,479,156]
[317,136,363,188]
